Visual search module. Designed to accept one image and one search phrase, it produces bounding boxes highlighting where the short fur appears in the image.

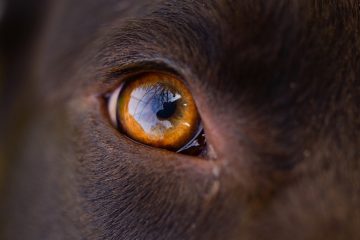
[1,0,360,239]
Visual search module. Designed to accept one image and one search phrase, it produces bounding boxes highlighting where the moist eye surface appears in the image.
[108,72,207,155]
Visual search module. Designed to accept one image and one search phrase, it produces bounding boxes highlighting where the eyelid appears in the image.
[101,60,192,95]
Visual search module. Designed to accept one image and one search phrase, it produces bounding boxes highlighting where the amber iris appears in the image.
[113,73,200,150]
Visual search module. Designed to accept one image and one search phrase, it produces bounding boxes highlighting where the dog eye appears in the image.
[108,72,206,156]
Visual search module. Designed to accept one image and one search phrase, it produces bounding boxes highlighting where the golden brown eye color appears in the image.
[108,72,206,155]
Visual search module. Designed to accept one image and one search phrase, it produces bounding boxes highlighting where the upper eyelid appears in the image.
[101,59,194,95]
[105,60,179,82]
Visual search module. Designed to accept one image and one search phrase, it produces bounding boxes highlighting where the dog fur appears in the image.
[1,0,360,239]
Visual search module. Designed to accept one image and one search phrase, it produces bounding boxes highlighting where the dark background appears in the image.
[0,0,48,193]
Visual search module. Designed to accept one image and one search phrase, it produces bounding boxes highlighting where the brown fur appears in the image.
[1,0,360,239]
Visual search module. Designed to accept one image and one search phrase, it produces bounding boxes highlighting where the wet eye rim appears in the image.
[104,70,207,156]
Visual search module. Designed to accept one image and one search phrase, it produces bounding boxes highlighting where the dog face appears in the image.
[2,0,360,239]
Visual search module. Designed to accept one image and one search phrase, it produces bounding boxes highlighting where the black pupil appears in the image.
[156,100,178,119]
[152,86,180,120]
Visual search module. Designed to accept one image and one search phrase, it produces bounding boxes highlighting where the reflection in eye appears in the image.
[108,72,206,156]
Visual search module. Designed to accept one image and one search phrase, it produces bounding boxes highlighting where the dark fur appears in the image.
[1,0,360,239]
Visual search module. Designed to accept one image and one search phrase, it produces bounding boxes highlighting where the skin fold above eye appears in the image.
[108,72,207,154]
